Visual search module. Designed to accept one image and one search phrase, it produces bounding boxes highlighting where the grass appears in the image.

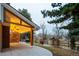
[35,43,79,56]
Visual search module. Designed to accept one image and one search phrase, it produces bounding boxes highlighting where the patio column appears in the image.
[2,25,10,49]
[0,23,2,51]
[30,28,33,46]
[0,23,10,51]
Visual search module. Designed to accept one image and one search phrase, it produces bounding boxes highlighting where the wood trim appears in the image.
[2,22,10,26]
[0,22,10,26]
[5,22,33,28]
[20,20,22,25]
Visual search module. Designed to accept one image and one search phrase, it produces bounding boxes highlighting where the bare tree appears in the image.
[41,24,45,40]
[40,21,47,44]
[52,23,61,39]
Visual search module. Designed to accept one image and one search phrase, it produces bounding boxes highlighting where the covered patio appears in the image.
[0,3,40,51]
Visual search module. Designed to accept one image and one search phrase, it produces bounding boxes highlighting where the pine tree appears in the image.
[41,3,79,49]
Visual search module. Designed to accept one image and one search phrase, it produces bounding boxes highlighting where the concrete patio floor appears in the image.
[0,42,52,56]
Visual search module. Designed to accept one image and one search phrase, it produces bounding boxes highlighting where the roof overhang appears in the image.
[1,3,40,30]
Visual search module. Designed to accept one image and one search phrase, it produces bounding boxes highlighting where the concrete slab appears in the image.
[0,43,52,56]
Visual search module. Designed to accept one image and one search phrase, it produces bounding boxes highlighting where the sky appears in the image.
[11,3,57,35]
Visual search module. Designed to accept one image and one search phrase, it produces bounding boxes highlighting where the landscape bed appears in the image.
[35,44,79,56]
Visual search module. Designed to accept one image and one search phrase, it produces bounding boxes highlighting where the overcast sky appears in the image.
[11,3,57,34]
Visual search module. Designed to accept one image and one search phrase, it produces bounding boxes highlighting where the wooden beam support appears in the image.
[4,22,34,28]
[30,28,33,46]
[2,25,10,49]
[20,20,22,25]
[0,23,2,51]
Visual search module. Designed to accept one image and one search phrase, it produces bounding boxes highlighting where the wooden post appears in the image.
[0,23,2,51]
[30,28,33,46]
[2,25,10,49]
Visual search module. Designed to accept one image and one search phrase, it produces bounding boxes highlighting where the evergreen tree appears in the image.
[41,3,79,49]
[18,9,32,21]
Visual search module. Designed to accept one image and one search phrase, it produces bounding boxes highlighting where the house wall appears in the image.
[10,31,20,43]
